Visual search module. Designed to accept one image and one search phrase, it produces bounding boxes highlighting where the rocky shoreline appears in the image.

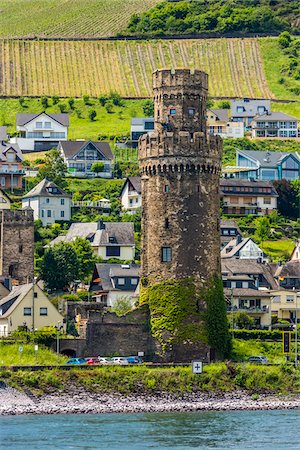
[1,385,300,415]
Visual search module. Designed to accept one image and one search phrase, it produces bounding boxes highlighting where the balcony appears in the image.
[0,168,25,175]
[228,305,269,314]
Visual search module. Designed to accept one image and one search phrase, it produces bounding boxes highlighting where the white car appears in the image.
[98,357,112,365]
[248,356,268,365]
[110,357,129,365]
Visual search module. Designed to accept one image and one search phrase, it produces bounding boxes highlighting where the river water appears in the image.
[1,410,300,449]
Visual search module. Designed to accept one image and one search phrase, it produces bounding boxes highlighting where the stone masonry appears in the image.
[139,69,222,286]
[0,209,34,284]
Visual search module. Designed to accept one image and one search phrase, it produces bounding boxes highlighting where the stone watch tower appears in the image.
[139,69,222,286]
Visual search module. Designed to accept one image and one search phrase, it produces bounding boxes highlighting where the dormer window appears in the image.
[109,236,116,243]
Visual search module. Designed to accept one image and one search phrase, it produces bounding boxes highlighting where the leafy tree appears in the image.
[75,108,82,118]
[83,95,90,105]
[99,95,108,106]
[105,101,114,113]
[58,103,67,113]
[109,91,124,106]
[254,216,271,248]
[37,149,67,189]
[218,100,230,109]
[143,99,154,117]
[68,98,75,109]
[71,237,96,281]
[273,180,299,219]
[111,297,133,316]
[88,108,97,121]
[41,96,49,109]
[40,242,79,290]
[19,97,25,107]
[91,161,104,175]
[234,312,255,330]
[278,31,292,48]
[52,95,60,105]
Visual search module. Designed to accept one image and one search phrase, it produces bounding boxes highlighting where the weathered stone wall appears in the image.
[0,209,34,284]
[139,69,222,285]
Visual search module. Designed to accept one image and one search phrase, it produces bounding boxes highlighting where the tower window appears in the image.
[164,185,169,193]
[19,244,23,253]
[165,218,169,229]
[188,108,195,116]
[161,246,172,262]
[196,185,200,192]
[170,109,176,115]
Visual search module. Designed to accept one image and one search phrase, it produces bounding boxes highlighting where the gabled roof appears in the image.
[120,176,141,196]
[0,284,33,318]
[220,178,278,196]
[49,221,135,247]
[0,142,23,162]
[92,263,140,292]
[22,178,71,199]
[59,140,113,161]
[0,189,12,204]
[16,112,69,127]
[221,259,278,289]
[224,287,271,298]
[275,261,300,279]
[220,219,242,233]
[237,150,300,168]
[209,109,229,122]
[252,112,299,122]
[221,237,263,259]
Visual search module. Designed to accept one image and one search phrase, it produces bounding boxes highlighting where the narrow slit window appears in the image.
[164,185,169,193]
[165,218,169,229]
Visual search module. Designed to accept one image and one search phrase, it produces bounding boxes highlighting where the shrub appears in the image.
[58,103,67,113]
[68,98,75,109]
[19,97,26,107]
[52,95,60,105]
[99,95,108,106]
[83,95,90,105]
[105,101,114,113]
[41,96,49,109]
[88,108,97,121]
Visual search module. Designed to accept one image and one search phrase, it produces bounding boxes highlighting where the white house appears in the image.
[58,140,113,178]
[231,98,271,127]
[10,113,69,152]
[221,236,267,262]
[49,220,135,261]
[0,283,64,337]
[130,118,154,147]
[120,177,142,212]
[207,109,244,138]
[90,263,140,307]
[251,112,299,138]
[22,178,71,226]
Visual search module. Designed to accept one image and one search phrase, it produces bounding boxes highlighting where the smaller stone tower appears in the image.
[0,209,34,284]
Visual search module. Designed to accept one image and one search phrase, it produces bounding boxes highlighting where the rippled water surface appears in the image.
[1,410,300,449]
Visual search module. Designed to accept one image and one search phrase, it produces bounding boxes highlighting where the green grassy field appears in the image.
[0,342,67,366]
[0,0,159,38]
[262,239,295,262]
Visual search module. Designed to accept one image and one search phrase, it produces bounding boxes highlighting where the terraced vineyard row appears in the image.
[0,39,274,98]
[0,0,159,38]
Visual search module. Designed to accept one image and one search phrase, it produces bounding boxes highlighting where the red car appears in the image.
[86,357,100,365]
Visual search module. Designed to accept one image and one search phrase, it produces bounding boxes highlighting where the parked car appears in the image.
[111,357,129,365]
[65,357,86,365]
[98,357,112,365]
[248,356,268,365]
[127,356,141,364]
[86,357,100,365]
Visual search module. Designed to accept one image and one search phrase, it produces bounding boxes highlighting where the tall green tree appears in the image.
[254,216,271,248]
[40,242,79,290]
[71,237,96,281]
[37,149,67,189]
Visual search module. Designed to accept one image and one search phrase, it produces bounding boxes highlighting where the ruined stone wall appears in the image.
[0,209,34,284]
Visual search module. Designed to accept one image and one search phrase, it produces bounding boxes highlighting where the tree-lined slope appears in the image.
[0,38,274,98]
[0,0,160,38]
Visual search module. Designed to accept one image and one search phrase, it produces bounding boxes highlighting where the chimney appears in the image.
[97,220,105,230]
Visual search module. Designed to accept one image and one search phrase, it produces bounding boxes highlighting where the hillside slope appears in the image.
[0,38,274,98]
[0,0,160,38]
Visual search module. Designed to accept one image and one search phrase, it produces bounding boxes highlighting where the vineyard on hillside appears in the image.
[0,38,274,98]
[0,0,160,38]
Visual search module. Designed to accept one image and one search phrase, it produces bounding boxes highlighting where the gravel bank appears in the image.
[1,385,300,415]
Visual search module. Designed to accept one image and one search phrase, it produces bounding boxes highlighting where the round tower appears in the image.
[139,69,222,286]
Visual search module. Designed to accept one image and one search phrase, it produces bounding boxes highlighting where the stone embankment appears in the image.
[1,384,300,415]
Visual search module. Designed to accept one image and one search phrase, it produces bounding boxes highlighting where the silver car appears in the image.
[248,356,268,364]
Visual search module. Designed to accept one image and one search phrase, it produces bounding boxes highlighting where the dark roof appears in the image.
[92,263,140,291]
[120,176,141,196]
[252,112,299,122]
[209,109,229,122]
[275,261,300,279]
[59,140,113,160]
[237,150,300,168]
[220,179,278,196]
[220,219,242,232]
[16,113,69,127]
[0,142,23,162]
[50,221,135,247]
[224,287,271,298]
[0,284,33,318]
[221,259,278,289]
[23,178,71,199]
